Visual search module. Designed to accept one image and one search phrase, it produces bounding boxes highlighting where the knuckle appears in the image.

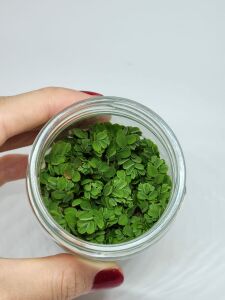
[38,87,63,119]
[39,86,71,101]
[39,86,59,96]
[40,86,58,94]
[53,267,87,300]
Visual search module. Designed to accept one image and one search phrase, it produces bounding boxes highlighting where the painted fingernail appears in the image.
[92,268,124,290]
[81,90,103,96]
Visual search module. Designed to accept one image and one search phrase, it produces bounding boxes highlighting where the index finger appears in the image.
[0,87,95,146]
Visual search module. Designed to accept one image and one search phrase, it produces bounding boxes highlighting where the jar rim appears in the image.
[27,96,186,260]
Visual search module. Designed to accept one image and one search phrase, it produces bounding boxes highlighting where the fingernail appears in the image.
[92,268,124,290]
[81,90,103,96]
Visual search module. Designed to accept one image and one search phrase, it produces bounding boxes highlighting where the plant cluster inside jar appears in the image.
[40,122,172,244]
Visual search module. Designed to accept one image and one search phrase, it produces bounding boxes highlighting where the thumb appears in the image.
[0,254,124,300]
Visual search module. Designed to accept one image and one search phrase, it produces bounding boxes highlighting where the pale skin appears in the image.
[0,87,123,300]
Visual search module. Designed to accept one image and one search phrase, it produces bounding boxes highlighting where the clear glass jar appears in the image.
[27,96,186,261]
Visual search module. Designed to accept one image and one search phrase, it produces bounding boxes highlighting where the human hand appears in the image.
[0,87,124,299]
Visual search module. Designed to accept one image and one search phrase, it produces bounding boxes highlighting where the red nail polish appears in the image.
[93,268,124,290]
[81,90,103,96]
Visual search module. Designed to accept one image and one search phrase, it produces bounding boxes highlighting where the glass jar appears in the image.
[27,96,186,261]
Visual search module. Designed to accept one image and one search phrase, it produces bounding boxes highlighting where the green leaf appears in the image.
[128,126,142,135]
[72,199,82,206]
[96,130,108,140]
[116,130,127,147]
[71,170,81,182]
[53,163,69,175]
[103,182,113,196]
[135,163,144,170]
[159,192,171,208]
[77,223,88,234]
[118,214,129,225]
[92,130,110,154]
[161,183,171,193]
[80,200,92,210]
[152,157,164,168]
[154,174,165,184]
[138,200,149,213]
[48,141,71,165]
[137,183,155,200]
[147,163,158,177]
[123,160,135,170]
[89,157,99,168]
[117,147,131,159]
[143,183,154,194]
[81,179,92,185]
[94,211,105,229]
[51,190,67,200]
[73,158,83,168]
[148,204,162,220]
[131,154,142,163]
[64,208,76,231]
[86,221,96,234]
[116,170,126,180]
[78,211,93,221]
[47,176,74,191]
[127,134,137,144]
[92,141,101,153]
[106,144,117,159]
[123,225,133,237]
[114,207,122,215]
[104,166,116,179]
[70,128,88,139]
[148,190,158,200]
[159,164,168,174]
[137,191,147,200]
[39,171,49,184]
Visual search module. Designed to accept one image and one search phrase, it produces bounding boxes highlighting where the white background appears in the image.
[0,1,225,299]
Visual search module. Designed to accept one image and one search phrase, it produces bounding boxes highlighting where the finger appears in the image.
[0,254,124,300]
[0,154,28,186]
[0,87,96,146]
[0,130,39,152]
[0,116,110,153]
